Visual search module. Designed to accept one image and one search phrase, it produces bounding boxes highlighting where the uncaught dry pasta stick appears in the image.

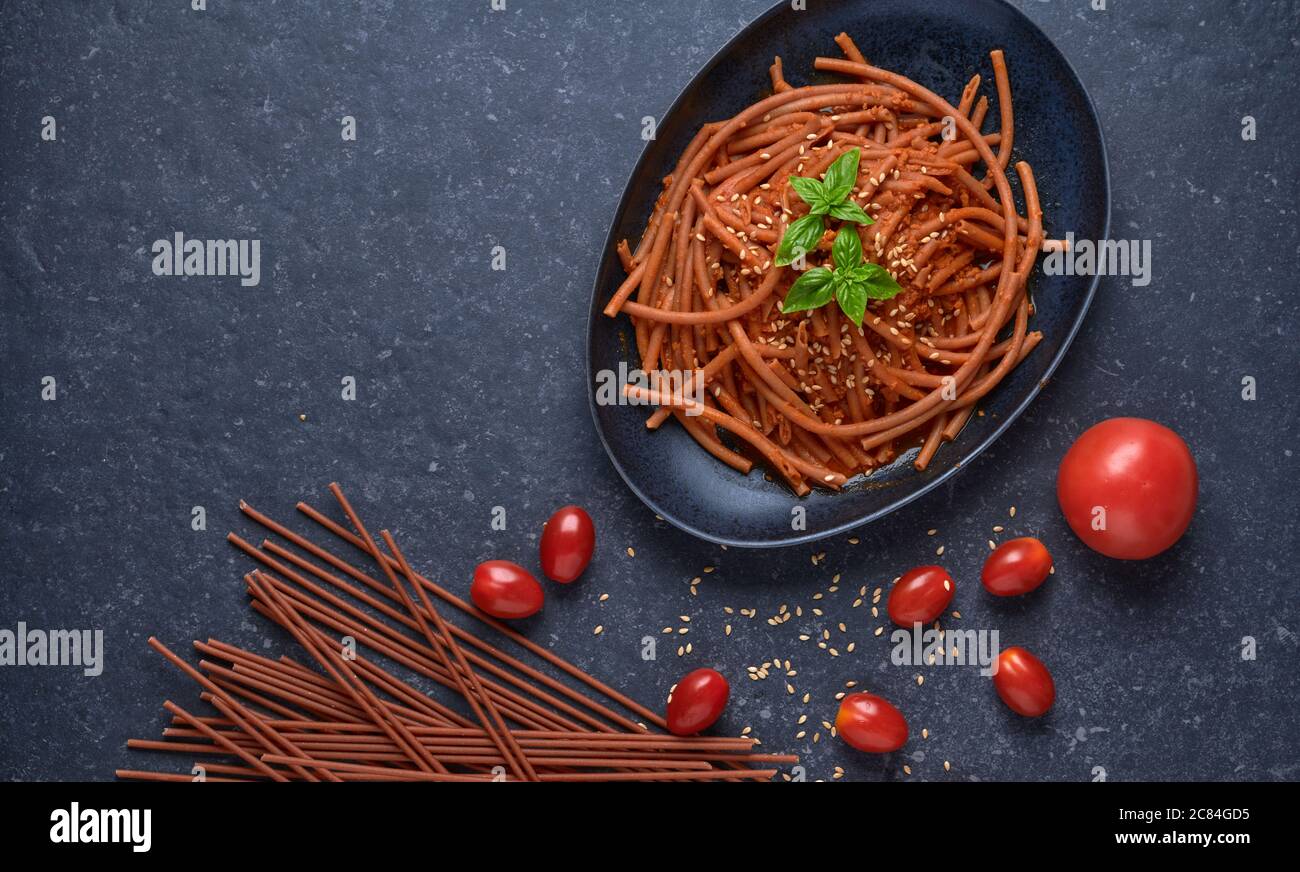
[326,481,535,781]
[289,500,671,731]
[123,486,792,781]
[233,532,631,732]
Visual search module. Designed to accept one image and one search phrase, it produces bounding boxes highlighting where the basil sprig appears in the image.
[774,148,873,266]
[780,227,903,326]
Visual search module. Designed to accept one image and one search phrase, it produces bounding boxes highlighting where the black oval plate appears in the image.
[587,0,1109,548]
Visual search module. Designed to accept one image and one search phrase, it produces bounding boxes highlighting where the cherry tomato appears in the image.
[887,565,955,626]
[666,668,729,736]
[992,646,1055,717]
[470,560,544,619]
[982,537,1053,596]
[539,505,595,583]
[835,693,908,753]
[1057,417,1197,560]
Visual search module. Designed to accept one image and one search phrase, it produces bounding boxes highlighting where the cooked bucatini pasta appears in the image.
[606,34,1049,495]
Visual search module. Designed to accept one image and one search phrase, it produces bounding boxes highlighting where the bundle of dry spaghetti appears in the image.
[119,484,793,782]
[606,34,1048,494]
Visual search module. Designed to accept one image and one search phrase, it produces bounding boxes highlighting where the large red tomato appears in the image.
[1056,418,1197,559]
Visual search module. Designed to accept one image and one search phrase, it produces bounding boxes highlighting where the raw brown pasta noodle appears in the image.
[605,35,1048,486]
[122,485,794,782]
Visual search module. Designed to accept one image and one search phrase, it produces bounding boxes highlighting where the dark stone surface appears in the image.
[1,0,1296,782]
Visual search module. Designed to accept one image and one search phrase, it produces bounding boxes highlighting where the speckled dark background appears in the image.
[1,0,1297,782]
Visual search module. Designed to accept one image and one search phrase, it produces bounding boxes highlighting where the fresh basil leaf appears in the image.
[828,199,874,225]
[781,267,835,314]
[835,279,868,327]
[775,214,826,266]
[822,148,861,203]
[788,176,830,214]
[831,227,863,273]
[857,261,904,301]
